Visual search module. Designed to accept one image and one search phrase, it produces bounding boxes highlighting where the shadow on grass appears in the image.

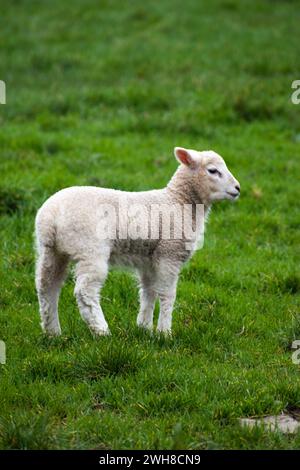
[24,339,145,384]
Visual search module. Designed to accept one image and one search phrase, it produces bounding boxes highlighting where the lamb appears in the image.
[35,147,240,337]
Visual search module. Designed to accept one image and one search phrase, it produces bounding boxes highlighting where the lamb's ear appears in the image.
[174,147,198,169]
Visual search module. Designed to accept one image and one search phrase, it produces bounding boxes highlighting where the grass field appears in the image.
[0,0,300,450]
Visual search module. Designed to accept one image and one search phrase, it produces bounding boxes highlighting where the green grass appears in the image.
[0,0,300,450]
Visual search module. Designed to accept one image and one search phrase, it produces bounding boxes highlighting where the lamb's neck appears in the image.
[166,166,211,214]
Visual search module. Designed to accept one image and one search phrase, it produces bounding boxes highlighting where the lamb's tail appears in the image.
[34,203,57,254]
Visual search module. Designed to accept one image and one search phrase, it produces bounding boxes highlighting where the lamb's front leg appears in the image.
[157,287,177,335]
[156,264,179,335]
[137,286,156,331]
[136,269,157,331]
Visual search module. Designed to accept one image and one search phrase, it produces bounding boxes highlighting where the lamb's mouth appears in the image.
[226,191,239,199]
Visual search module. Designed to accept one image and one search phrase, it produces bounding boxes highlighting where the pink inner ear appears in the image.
[177,149,191,166]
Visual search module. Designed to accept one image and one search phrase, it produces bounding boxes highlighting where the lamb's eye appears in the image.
[208,168,219,175]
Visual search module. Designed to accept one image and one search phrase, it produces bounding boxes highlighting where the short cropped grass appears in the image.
[0,0,300,449]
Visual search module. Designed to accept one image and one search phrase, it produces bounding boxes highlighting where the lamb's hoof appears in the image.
[137,322,153,333]
[92,328,111,337]
[157,328,172,337]
[42,325,62,337]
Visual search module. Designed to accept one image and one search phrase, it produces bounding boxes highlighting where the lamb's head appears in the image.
[174,147,240,204]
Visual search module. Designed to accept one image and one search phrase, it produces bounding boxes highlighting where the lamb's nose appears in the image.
[235,184,240,192]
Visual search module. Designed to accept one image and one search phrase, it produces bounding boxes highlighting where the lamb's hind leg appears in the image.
[35,247,69,336]
[74,258,110,336]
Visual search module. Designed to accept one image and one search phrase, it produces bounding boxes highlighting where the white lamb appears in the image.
[35,147,240,337]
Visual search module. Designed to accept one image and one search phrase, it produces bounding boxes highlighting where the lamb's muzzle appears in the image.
[35,147,240,337]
